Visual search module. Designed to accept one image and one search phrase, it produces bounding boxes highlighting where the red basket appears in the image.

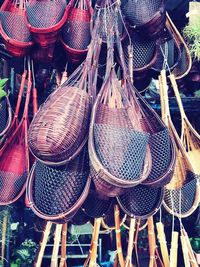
[25,0,68,47]
[0,0,34,57]
[61,0,93,64]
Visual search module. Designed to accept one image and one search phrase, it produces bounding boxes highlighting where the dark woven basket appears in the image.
[135,91,176,188]
[121,29,157,74]
[0,0,33,57]
[0,96,12,138]
[122,0,166,40]
[82,189,113,219]
[26,147,91,223]
[61,0,93,64]
[117,184,164,219]
[25,0,68,47]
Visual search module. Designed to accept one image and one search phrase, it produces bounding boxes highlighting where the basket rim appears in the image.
[116,185,164,219]
[26,161,92,221]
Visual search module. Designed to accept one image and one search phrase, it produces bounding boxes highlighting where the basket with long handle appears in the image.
[170,74,200,175]
[25,0,68,47]
[61,0,93,64]
[0,0,34,57]
[28,36,102,166]
[159,69,200,218]
[26,146,91,223]
[121,0,166,40]
[0,59,32,205]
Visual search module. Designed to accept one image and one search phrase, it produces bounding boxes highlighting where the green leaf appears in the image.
[0,78,8,89]
[0,89,7,100]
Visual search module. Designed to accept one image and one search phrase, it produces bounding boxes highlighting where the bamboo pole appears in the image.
[180,232,190,267]
[35,221,53,267]
[1,211,8,267]
[156,222,170,267]
[51,224,62,267]
[59,224,67,267]
[125,218,136,267]
[169,231,179,267]
[148,217,157,267]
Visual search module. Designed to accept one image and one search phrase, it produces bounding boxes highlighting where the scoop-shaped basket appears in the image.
[0,0,34,57]
[25,0,68,47]
[117,184,164,219]
[152,14,192,79]
[89,68,152,197]
[135,90,176,188]
[121,0,166,40]
[28,38,102,165]
[26,147,91,223]
[0,96,12,139]
[61,0,93,64]
[0,65,32,205]
[159,70,200,218]
[121,29,157,75]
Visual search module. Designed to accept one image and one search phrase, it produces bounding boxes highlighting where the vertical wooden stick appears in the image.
[156,222,170,267]
[125,217,136,267]
[1,211,8,267]
[114,205,125,267]
[148,217,157,267]
[51,224,62,267]
[35,221,53,267]
[59,224,67,267]
[88,218,102,267]
[180,232,190,267]
[84,220,97,267]
[169,231,179,267]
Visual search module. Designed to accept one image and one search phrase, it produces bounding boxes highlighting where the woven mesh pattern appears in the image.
[152,38,180,71]
[82,191,112,218]
[145,129,171,182]
[28,87,91,163]
[0,171,27,203]
[26,0,66,28]
[123,33,156,70]
[94,124,149,181]
[122,0,162,26]
[62,20,91,50]
[1,11,32,42]
[33,151,89,216]
[96,7,124,42]
[0,99,7,134]
[118,184,163,218]
[164,177,198,215]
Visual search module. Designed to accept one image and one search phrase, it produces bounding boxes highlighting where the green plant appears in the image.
[183,17,200,61]
[0,78,8,101]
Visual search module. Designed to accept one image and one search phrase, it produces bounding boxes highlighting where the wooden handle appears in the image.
[125,217,136,267]
[89,218,102,267]
[32,87,38,116]
[59,224,67,267]
[35,221,53,267]
[148,217,157,267]
[1,211,8,266]
[156,222,170,267]
[51,224,62,267]
[180,233,190,267]
[14,70,27,118]
[182,229,198,267]
[169,231,178,267]
[114,205,125,267]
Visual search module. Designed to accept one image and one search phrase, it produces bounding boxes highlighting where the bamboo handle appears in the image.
[169,231,178,267]
[180,233,190,267]
[84,219,97,267]
[148,217,156,267]
[160,69,170,119]
[32,87,38,115]
[60,71,68,85]
[114,205,125,267]
[35,221,53,267]
[1,211,8,266]
[125,218,136,267]
[182,229,198,267]
[59,224,67,267]
[14,70,27,118]
[156,222,170,267]
[89,218,102,267]
[51,224,63,267]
